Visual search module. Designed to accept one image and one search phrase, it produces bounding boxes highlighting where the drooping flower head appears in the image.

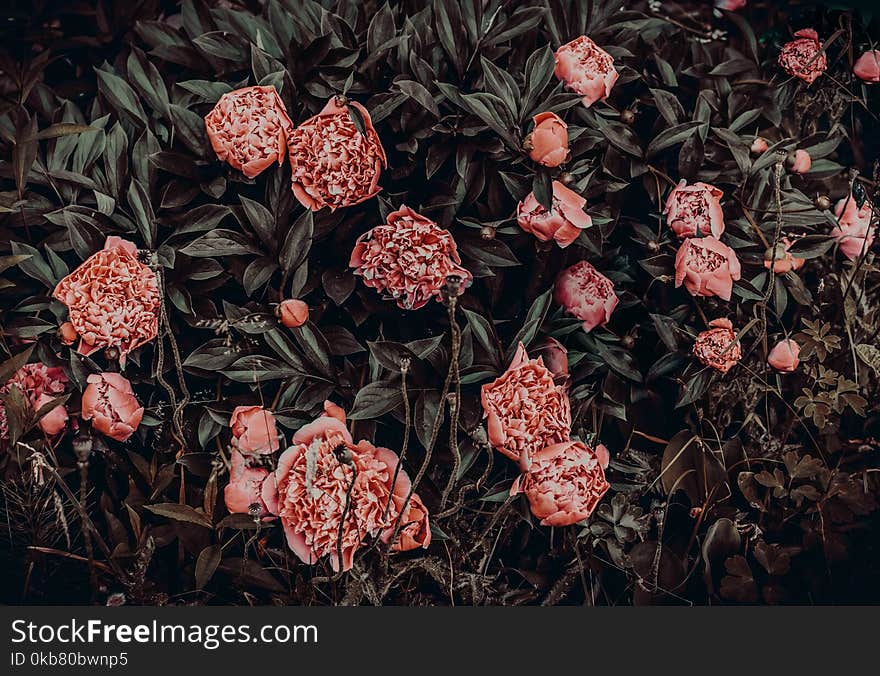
[480,344,571,464]
[53,236,159,365]
[525,112,569,167]
[764,237,805,274]
[81,372,143,442]
[553,260,618,332]
[511,440,610,526]
[854,50,880,83]
[674,236,741,301]
[693,318,741,374]
[778,29,827,85]
[1,363,69,439]
[831,193,876,261]
[664,180,725,239]
[224,449,270,517]
[261,401,429,572]
[767,339,800,372]
[517,180,591,248]
[288,97,386,211]
[230,405,280,455]
[205,86,294,178]
[350,206,472,310]
[554,36,619,108]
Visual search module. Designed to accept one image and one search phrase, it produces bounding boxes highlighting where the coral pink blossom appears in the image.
[278,299,308,328]
[517,180,591,248]
[350,206,472,310]
[224,449,269,516]
[480,344,571,464]
[553,260,618,332]
[554,36,619,108]
[790,150,811,174]
[81,372,143,442]
[204,86,294,179]
[230,406,279,455]
[751,137,769,154]
[664,180,725,239]
[261,402,429,571]
[764,238,804,274]
[778,29,827,85]
[831,194,876,260]
[511,440,610,526]
[716,0,746,10]
[288,98,386,211]
[767,339,800,372]
[530,336,568,380]
[674,236,741,301]
[693,319,741,374]
[527,112,569,167]
[854,50,880,82]
[58,321,77,345]
[0,363,69,439]
[53,236,159,365]
[595,443,611,470]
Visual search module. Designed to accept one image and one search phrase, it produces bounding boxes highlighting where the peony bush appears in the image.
[0,0,879,605]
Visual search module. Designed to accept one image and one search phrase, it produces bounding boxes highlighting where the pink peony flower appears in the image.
[693,318,741,374]
[831,194,876,260]
[554,36,619,108]
[350,206,472,310]
[763,238,804,274]
[480,344,571,464]
[278,299,308,328]
[230,406,279,455]
[288,97,386,211]
[511,440,610,526]
[767,339,800,372]
[526,112,569,167]
[790,149,811,174]
[751,137,769,154]
[204,86,294,179]
[674,236,741,301]
[53,236,159,366]
[261,402,429,571]
[530,336,568,380]
[224,449,270,516]
[553,260,618,332]
[664,180,725,239]
[517,180,591,248]
[0,363,69,439]
[778,29,827,85]
[81,372,143,442]
[854,50,880,83]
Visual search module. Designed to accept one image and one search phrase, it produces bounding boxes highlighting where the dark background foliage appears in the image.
[1,0,879,605]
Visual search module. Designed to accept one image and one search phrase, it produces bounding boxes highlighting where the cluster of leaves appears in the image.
[0,0,879,605]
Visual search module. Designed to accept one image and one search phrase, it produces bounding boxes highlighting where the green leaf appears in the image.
[348,381,403,420]
[145,503,212,528]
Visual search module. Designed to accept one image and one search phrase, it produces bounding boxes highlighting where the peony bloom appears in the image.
[205,86,294,179]
[288,97,386,211]
[831,194,876,260]
[526,112,569,167]
[53,236,159,366]
[674,236,741,301]
[224,449,269,516]
[81,372,143,442]
[790,149,811,174]
[554,36,619,108]
[751,137,769,154]
[230,405,279,455]
[517,180,591,248]
[530,336,568,380]
[58,321,77,345]
[764,238,805,274]
[778,29,827,85]
[511,440,610,526]
[693,318,741,374]
[767,339,800,372]
[350,206,472,310]
[854,50,880,83]
[715,0,747,10]
[664,180,725,239]
[261,402,429,572]
[480,344,571,464]
[278,299,308,328]
[553,260,618,332]
[0,363,69,439]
